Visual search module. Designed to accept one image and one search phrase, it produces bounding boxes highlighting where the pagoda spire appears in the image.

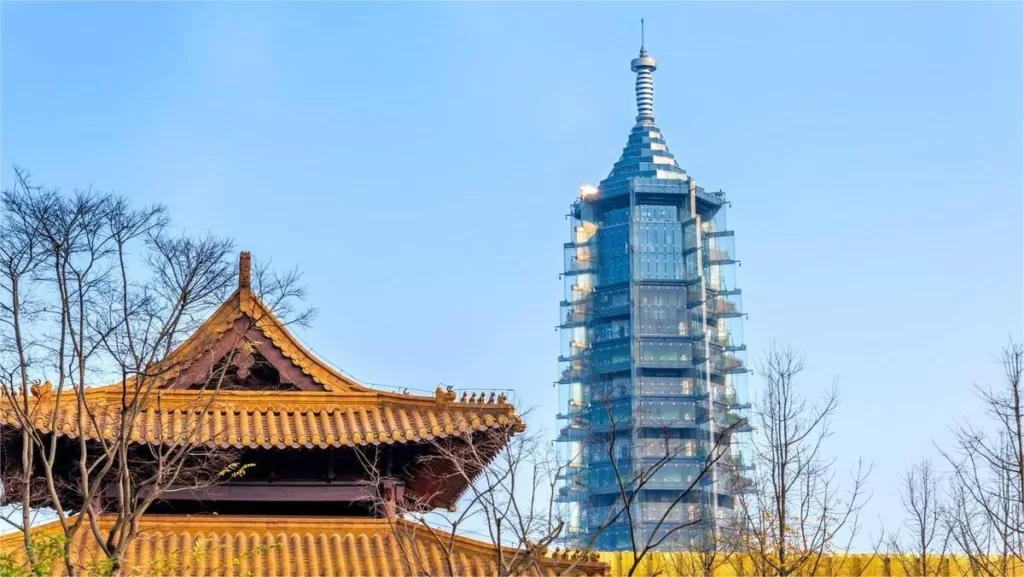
[631,19,657,126]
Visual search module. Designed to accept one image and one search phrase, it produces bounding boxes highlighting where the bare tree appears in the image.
[357,387,742,577]
[886,459,950,576]
[663,507,743,577]
[582,396,743,577]
[942,340,1024,577]
[0,167,47,569]
[0,169,310,576]
[356,402,604,577]
[735,344,870,577]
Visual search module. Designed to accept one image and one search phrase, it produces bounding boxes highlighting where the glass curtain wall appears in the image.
[557,181,750,551]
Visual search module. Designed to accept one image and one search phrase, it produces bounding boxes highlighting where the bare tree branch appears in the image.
[941,339,1024,576]
[0,169,311,577]
[735,343,871,577]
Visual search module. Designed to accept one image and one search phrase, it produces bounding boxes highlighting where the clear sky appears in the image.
[2,2,1022,545]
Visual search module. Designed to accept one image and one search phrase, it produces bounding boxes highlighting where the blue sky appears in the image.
[2,2,1021,544]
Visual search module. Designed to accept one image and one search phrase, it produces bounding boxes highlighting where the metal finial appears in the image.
[631,22,657,124]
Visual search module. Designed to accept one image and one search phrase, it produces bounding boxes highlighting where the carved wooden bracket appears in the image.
[379,478,405,518]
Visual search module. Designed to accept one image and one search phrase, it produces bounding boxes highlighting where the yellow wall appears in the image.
[597,552,1024,577]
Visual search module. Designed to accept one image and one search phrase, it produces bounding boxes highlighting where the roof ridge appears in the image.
[118,285,373,394]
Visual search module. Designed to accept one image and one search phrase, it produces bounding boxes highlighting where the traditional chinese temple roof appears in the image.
[0,515,608,576]
[1,251,522,448]
[0,252,524,508]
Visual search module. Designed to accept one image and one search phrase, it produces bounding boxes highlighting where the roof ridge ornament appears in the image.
[30,379,53,398]
[435,384,456,406]
[238,251,252,290]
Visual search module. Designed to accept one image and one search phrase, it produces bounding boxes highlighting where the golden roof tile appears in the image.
[0,515,608,576]
[1,389,522,449]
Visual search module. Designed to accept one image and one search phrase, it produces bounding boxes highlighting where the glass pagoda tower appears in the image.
[556,44,751,551]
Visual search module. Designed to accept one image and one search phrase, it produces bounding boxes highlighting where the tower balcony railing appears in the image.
[706,409,753,434]
[556,483,588,503]
[585,415,635,434]
[595,304,631,320]
[693,341,712,361]
[632,180,690,196]
[599,179,684,200]
[722,353,745,372]
[636,440,708,460]
[563,255,597,277]
[636,413,698,429]
[703,328,744,351]
[557,366,590,384]
[580,443,709,464]
[708,326,745,352]
[581,480,637,497]
[695,186,726,208]
[706,249,735,265]
[712,396,751,415]
[594,360,631,375]
[719,452,755,473]
[567,339,588,352]
[564,236,594,249]
[598,181,630,199]
[686,284,704,307]
[635,388,707,400]
[707,293,742,319]
[633,473,711,494]
[582,505,631,529]
[560,302,593,327]
[589,383,634,402]
[713,390,737,407]
[565,284,593,301]
[555,398,586,420]
[638,338,692,368]
[637,356,692,369]
[722,342,747,353]
[637,504,699,525]
[696,341,747,368]
[557,424,592,443]
[558,350,590,365]
[707,351,746,375]
[597,179,726,208]
[704,231,736,263]
[560,465,587,483]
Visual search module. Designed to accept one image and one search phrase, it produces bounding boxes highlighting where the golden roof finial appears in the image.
[239,251,252,290]
[435,385,456,406]
[30,380,53,398]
